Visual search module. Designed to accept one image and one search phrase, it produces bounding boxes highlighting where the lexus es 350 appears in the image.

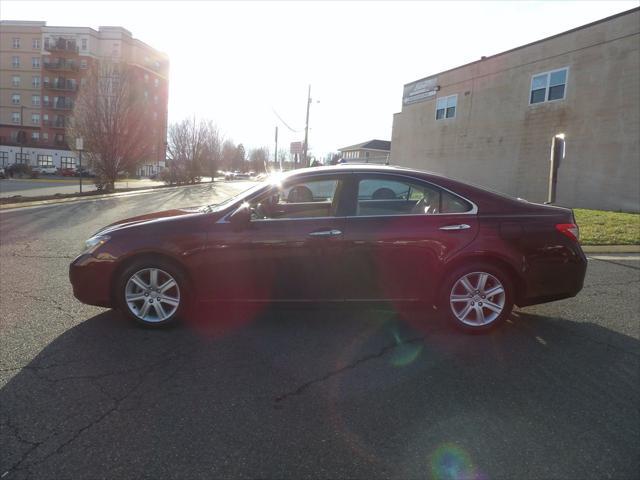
[69,165,587,333]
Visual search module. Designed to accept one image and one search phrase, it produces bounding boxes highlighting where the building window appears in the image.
[530,67,568,104]
[81,38,88,50]
[12,75,20,87]
[61,156,76,169]
[11,94,21,105]
[32,95,41,106]
[154,78,160,87]
[32,57,40,68]
[13,38,21,48]
[33,38,41,49]
[12,56,20,67]
[55,134,65,144]
[32,113,41,125]
[436,94,457,120]
[37,155,53,166]
[32,132,40,142]
[12,112,20,124]
[43,132,49,140]
[16,153,30,164]
[43,95,49,106]
[0,151,8,166]
[144,74,149,82]
[32,75,41,88]
[80,59,88,69]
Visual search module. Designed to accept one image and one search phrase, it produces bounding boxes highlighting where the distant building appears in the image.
[339,139,391,164]
[0,21,169,176]
[391,8,639,212]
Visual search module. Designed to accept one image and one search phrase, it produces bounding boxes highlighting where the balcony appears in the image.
[43,80,78,92]
[44,38,79,54]
[43,60,79,72]
[43,119,67,129]
[42,100,74,110]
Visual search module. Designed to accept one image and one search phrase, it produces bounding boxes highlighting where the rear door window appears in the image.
[355,176,473,216]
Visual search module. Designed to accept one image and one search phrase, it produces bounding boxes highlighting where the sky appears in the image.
[1,0,638,159]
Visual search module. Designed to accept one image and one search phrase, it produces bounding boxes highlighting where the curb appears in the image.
[582,245,640,253]
[0,182,217,211]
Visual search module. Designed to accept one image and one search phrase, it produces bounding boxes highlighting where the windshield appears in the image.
[205,181,269,213]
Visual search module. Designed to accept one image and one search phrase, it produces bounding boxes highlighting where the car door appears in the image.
[201,173,349,302]
[340,173,479,304]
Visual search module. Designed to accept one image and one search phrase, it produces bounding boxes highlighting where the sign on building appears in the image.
[403,77,439,105]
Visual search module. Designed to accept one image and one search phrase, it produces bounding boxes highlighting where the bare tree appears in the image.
[201,121,222,181]
[233,144,246,172]
[165,117,222,183]
[221,140,236,171]
[248,147,269,173]
[70,62,154,190]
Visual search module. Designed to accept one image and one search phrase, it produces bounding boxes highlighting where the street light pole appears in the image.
[76,137,84,193]
[274,125,278,171]
[302,84,311,168]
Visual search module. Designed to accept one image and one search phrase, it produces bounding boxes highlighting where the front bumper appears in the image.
[69,253,117,308]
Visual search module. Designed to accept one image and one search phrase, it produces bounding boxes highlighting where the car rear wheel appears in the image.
[116,260,187,327]
[442,264,514,333]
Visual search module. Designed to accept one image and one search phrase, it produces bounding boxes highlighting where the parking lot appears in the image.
[0,182,638,479]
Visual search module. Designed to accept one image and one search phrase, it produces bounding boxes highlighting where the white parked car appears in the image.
[33,166,57,175]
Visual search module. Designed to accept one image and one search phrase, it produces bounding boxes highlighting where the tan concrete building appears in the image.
[0,21,169,175]
[391,8,640,212]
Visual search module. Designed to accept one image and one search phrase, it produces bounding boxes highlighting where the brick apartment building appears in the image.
[0,21,169,176]
[391,8,639,212]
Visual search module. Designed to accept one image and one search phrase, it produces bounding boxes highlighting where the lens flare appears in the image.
[430,443,486,480]
[390,328,423,367]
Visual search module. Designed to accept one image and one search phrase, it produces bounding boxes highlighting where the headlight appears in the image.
[84,235,110,253]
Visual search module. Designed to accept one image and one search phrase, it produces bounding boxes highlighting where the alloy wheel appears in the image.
[125,268,180,323]
[449,271,506,326]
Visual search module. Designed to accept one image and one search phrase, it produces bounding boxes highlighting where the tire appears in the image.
[115,259,189,327]
[441,263,514,333]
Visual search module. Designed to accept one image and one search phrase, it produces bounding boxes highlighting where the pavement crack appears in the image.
[5,345,194,477]
[274,335,426,404]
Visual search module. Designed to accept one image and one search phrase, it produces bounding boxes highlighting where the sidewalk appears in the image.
[0,177,165,199]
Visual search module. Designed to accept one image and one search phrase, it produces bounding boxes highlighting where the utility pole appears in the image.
[302,84,311,168]
[274,125,278,171]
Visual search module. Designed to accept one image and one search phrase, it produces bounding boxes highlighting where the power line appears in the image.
[271,107,302,133]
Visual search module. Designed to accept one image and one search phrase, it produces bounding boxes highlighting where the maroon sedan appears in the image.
[69,165,586,332]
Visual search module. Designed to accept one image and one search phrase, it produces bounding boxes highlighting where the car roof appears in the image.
[279,164,443,179]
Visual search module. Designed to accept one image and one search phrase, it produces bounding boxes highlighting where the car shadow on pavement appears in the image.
[1,306,638,479]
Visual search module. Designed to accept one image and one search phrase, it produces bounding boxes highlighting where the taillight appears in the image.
[556,223,580,242]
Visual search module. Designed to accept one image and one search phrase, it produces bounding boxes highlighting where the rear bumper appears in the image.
[518,244,587,307]
[69,254,116,308]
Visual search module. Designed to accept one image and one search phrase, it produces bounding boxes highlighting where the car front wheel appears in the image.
[442,264,514,333]
[116,261,186,327]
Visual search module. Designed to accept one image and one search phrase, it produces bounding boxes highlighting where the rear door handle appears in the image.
[439,224,471,231]
[308,229,343,237]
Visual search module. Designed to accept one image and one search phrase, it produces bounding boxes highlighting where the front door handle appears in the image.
[308,229,343,237]
[439,224,471,231]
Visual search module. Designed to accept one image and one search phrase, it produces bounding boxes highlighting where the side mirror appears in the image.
[229,203,251,230]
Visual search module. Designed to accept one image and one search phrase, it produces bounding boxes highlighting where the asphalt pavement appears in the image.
[0,183,638,479]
